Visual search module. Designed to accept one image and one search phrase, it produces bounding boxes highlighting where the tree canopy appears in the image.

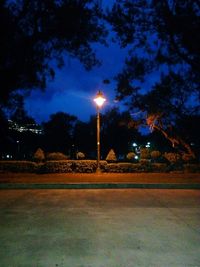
[101,107,141,156]
[0,0,107,105]
[107,0,200,156]
[43,112,77,153]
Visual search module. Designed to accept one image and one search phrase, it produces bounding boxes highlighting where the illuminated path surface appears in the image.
[0,189,200,267]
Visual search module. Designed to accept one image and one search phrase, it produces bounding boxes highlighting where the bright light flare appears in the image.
[94,91,106,107]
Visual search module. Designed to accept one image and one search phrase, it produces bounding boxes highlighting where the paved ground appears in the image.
[0,172,200,184]
[0,189,200,267]
[0,172,200,189]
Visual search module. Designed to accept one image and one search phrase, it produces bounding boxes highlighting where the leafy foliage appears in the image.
[43,112,77,153]
[0,161,37,172]
[41,160,72,173]
[151,150,161,160]
[140,148,150,159]
[76,151,85,160]
[0,0,107,105]
[101,108,141,156]
[106,149,117,162]
[46,152,69,161]
[126,152,136,161]
[107,0,200,156]
[33,148,45,162]
[163,152,181,164]
[73,120,96,158]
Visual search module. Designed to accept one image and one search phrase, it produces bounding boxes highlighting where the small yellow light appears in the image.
[94,91,106,107]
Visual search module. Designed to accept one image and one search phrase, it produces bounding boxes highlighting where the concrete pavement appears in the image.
[0,172,200,189]
[0,189,200,266]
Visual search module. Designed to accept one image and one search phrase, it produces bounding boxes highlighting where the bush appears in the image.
[106,149,117,162]
[74,160,96,173]
[76,152,85,160]
[181,153,194,163]
[106,163,142,173]
[151,151,161,161]
[40,160,73,173]
[0,161,37,172]
[33,148,45,162]
[184,164,200,173]
[140,159,150,164]
[126,152,136,161]
[163,152,181,164]
[46,152,69,161]
[73,160,107,173]
[140,148,150,159]
[151,163,168,172]
[105,162,167,173]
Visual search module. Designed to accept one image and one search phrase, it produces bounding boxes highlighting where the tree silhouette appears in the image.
[101,108,141,158]
[107,0,200,157]
[0,0,107,105]
[43,112,77,153]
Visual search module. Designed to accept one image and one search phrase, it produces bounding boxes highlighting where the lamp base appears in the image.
[96,167,101,174]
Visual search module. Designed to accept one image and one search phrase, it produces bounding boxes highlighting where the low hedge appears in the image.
[106,163,142,173]
[151,163,168,173]
[0,161,37,173]
[184,164,200,173]
[0,160,199,173]
[39,160,73,173]
[39,160,108,173]
[73,160,96,173]
[74,160,107,173]
[105,163,169,173]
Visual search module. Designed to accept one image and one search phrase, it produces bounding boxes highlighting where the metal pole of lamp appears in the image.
[96,106,100,172]
[93,91,106,173]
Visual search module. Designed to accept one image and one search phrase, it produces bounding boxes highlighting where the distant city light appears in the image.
[134,155,139,160]
[146,142,151,148]
[8,120,43,134]
[132,142,137,147]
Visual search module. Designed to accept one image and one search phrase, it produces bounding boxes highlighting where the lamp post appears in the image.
[94,91,106,172]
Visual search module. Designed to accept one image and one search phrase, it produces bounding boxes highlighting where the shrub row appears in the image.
[40,160,103,173]
[105,163,168,173]
[105,163,141,173]
[40,160,73,173]
[0,161,199,173]
[183,164,200,173]
[0,161,37,173]
[36,160,108,173]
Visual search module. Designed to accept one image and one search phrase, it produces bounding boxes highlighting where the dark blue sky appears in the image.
[24,41,128,123]
[24,0,122,123]
[24,0,159,125]
[24,41,159,124]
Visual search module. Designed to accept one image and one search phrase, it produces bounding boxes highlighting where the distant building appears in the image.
[8,120,43,135]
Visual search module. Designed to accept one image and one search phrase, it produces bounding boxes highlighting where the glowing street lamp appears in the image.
[93,91,106,172]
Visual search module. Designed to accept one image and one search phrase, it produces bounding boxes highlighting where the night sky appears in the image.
[23,0,159,125]
[24,41,128,123]
[24,41,158,124]
[24,0,125,124]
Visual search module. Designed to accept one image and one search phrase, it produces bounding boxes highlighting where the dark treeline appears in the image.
[0,103,145,159]
[1,103,199,161]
